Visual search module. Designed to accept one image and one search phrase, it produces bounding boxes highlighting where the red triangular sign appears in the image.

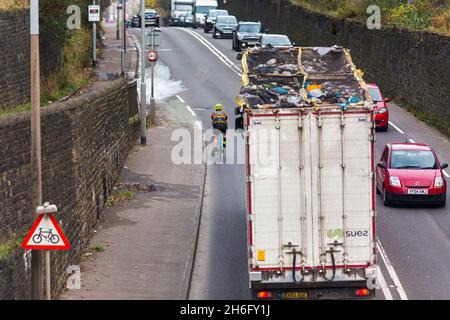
[22,214,71,250]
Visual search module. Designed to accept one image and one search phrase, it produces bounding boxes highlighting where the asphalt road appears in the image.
[132,26,450,300]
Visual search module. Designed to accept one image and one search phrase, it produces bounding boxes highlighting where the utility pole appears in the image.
[30,0,43,300]
[140,0,147,145]
[123,0,127,53]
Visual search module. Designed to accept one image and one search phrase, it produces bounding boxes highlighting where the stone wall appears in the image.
[0,79,139,299]
[222,0,450,136]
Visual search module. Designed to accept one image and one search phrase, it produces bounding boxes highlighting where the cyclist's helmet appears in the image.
[215,104,223,111]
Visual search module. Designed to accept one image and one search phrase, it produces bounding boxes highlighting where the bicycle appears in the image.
[213,129,225,156]
[32,228,60,244]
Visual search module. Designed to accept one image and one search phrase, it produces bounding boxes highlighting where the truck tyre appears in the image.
[382,188,391,206]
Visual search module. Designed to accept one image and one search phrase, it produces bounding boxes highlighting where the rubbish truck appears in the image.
[235,46,378,299]
[170,0,194,26]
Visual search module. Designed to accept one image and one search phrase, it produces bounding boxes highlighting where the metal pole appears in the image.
[150,29,156,123]
[92,0,97,67]
[30,0,43,301]
[45,250,50,300]
[116,3,120,40]
[140,0,147,145]
[123,0,127,53]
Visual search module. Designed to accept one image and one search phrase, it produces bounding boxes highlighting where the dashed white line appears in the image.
[377,266,394,300]
[388,121,405,134]
[186,105,196,117]
[408,138,415,143]
[176,95,186,103]
[443,170,450,178]
[376,239,408,300]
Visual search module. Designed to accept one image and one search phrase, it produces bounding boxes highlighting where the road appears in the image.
[132,26,450,300]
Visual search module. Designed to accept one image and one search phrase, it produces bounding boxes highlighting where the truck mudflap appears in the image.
[251,281,375,300]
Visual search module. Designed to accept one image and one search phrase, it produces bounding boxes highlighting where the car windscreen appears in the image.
[175,5,192,11]
[209,10,228,17]
[197,6,216,14]
[369,88,383,102]
[145,11,157,17]
[239,24,261,33]
[390,150,438,169]
[216,16,237,24]
[261,35,291,46]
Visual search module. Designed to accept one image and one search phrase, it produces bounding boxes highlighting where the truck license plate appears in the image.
[280,292,308,299]
[408,189,428,194]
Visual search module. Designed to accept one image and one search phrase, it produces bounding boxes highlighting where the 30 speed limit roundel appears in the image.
[147,51,157,62]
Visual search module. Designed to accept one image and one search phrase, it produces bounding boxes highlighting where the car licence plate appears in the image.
[408,189,428,194]
[280,292,308,299]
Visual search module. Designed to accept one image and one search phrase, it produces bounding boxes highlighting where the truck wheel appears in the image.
[383,188,391,206]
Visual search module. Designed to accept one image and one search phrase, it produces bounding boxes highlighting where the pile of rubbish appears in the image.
[238,46,369,109]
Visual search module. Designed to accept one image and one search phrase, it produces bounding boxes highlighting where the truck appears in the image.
[170,0,194,26]
[235,46,378,299]
[192,0,218,29]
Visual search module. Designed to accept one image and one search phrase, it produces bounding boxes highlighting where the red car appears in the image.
[367,83,390,131]
[376,143,447,207]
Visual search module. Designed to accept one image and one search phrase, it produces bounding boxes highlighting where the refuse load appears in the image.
[237,46,372,110]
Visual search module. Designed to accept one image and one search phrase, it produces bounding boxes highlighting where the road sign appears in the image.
[146,32,160,48]
[22,214,70,250]
[88,5,100,22]
[147,51,158,62]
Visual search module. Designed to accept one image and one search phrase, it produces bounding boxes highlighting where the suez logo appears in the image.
[327,229,369,239]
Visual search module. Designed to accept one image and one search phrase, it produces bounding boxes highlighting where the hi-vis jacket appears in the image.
[211,111,228,125]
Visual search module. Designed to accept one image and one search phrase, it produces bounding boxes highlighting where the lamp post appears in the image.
[140,0,147,145]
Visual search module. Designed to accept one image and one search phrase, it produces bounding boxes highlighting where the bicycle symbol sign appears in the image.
[22,214,70,250]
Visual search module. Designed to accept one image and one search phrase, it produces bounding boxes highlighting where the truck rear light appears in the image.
[256,291,272,299]
[355,288,370,297]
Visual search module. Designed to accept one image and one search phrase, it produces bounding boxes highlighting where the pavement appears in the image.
[60,23,205,300]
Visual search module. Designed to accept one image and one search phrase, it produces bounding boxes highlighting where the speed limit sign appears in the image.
[147,51,157,62]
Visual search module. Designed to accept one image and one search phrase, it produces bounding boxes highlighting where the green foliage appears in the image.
[0,237,23,261]
[390,0,432,29]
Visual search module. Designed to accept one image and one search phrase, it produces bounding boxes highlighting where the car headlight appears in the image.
[435,177,444,188]
[377,108,387,114]
[389,176,401,187]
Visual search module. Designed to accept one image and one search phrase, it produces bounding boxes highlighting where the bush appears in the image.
[389,0,432,29]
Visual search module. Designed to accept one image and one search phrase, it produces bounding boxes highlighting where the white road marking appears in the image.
[176,95,186,103]
[377,239,408,300]
[186,105,196,117]
[388,121,405,134]
[408,138,415,143]
[443,170,449,178]
[377,266,393,300]
[176,28,242,77]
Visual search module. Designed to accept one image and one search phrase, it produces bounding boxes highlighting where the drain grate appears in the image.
[114,182,157,193]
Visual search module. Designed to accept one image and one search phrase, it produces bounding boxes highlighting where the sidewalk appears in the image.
[95,22,139,81]
[60,23,205,298]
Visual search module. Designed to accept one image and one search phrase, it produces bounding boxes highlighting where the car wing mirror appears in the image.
[384,97,391,103]
[377,161,386,169]
[236,52,243,60]
[441,163,448,169]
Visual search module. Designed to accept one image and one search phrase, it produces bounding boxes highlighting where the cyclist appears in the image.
[211,104,228,147]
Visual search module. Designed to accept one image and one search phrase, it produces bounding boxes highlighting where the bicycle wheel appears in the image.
[50,234,60,244]
[32,234,42,244]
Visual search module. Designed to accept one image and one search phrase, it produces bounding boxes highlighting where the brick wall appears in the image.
[0,79,139,299]
[222,0,450,136]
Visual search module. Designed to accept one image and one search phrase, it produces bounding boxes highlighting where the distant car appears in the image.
[368,83,390,131]
[180,12,194,27]
[203,9,229,33]
[212,15,238,39]
[131,15,141,28]
[376,142,447,207]
[259,34,293,48]
[143,9,160,27]
[232,22,265,51]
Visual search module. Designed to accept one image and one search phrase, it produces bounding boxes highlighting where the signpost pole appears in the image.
[140,0,147,145]
[30,0,43,301]
[116,2,120,40]
[45,244,50,300]
[150,29,156,122]
[123,0,127,53]
[92,0,97,67]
